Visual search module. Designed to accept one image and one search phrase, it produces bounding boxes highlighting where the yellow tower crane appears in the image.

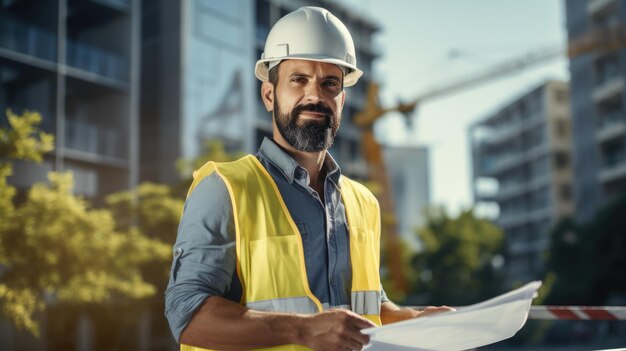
[355,23,626,294]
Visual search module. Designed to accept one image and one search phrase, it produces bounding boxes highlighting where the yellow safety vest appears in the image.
[181,155,382,351]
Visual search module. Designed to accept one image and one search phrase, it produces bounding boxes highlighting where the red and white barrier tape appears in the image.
[528,306,626,321]
[412,306,626,320]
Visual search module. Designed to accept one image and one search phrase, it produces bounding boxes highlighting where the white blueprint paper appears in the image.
[362,281,542,351]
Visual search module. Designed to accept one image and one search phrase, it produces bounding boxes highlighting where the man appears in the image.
[165,7,451,351]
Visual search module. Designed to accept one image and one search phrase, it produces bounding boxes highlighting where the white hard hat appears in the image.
[255,6,363,87]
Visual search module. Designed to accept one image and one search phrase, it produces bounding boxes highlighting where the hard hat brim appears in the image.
[255,56,363,87]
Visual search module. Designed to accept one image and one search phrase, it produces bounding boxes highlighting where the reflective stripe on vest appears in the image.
[181,155,382,351]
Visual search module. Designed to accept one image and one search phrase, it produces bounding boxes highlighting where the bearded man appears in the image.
[165,7,451,351]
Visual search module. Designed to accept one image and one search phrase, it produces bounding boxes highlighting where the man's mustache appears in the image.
[292,103,333,120]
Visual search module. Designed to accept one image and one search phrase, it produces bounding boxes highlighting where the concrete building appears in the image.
[0,1,381,350]
[469,80,574,284]
[1,0,140,200]
[1,1,141,349]
[140,0,380,185]
[383,145,431,250]
[565,0,626,223]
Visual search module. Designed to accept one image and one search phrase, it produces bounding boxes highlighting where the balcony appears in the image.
[593,76,623,103]
[599,149,626,184]
[482,111,544,146]
[66,40,127,83]
[497,175,551,202]
[596,112,626,143]
[526,205,553,222]
[587,0,617,16]
[89,0,130,11]
[497,211,528,229]
[486,143,547,177]
[65,118,126,162]
[0,16,56,62]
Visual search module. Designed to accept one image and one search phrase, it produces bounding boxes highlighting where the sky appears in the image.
[338,0,570,215]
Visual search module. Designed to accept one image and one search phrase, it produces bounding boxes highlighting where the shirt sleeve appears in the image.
[164,173,236,342]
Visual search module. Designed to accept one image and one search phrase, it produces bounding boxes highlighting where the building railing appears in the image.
[90,0,130,10]
[66,40,127,82]
[602,149,626,170]
[481,111,544,146]
[0,15,56,62]
[65,119,126,160]
[594,63,620,88]
[0,16,127,82]
[597,110,625,130]
[410,305,626,321]
[497,174,551,200]
[587,0,618,15]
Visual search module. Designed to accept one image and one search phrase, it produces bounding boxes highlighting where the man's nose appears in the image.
[303,82,322,103]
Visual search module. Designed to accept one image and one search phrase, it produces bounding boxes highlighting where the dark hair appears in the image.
[268,63,280,87]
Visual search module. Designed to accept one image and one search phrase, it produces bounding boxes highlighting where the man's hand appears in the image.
[415,305,456,318]
[297,308,376,351]
[380,301,455,324]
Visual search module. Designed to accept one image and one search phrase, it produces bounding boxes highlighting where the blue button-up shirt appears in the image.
[165,138,388,341]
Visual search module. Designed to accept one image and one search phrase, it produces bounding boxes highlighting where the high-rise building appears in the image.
[469,80,574,284]
[1,1,381,349]
[384,145,431,250]
[140,0,380,185]
[1,1,141,349]
[565,0,626,223]
[1,0,140,200]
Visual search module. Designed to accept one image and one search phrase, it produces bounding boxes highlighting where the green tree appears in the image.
[408,206,505,306]
[105,182,184,300]
[545,194,626,305]
[174,139,245,197]
[0,110,169,338]
[0,110,54,229]
[106,182,184,244]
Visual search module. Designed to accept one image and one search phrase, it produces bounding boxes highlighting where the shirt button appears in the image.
[296,168,306,179]
[175,248,183,257]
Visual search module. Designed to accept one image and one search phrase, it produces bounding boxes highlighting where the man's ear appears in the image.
[261,81,274,112]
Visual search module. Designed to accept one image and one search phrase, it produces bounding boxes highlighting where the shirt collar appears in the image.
[257,137,342,186]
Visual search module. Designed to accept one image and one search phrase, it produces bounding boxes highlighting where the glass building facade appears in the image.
[470,81,574,285]
[141,0,381,185]
[566,0,626,223]
[1,0,140,200]
[1,1,381,349]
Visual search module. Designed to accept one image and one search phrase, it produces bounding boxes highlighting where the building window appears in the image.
[601,139,626,169]
[555,119,569,139]
[553,89,568,104]
[560,184,571,201]
[553,152,570,169]
[594,54,620,87]
[596,97,623,129]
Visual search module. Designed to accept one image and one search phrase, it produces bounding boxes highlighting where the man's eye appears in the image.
[324,80,339,87]
[291,78,307,84]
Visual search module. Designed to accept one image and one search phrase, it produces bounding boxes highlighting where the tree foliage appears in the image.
[408,207,505,306]
[105,182,183,298]
[174,139,244,197]
[545,194,626,305]
[0,110,170,337]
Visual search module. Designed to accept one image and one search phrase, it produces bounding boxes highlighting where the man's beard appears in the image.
[274,95,340,152]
